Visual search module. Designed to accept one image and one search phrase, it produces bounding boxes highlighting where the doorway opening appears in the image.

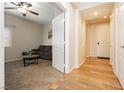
[79,3,113,61]
[74,2,123,89]
[4,2,66,90]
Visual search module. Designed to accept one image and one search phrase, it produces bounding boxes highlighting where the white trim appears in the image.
[76,58,86,68]
[68,66,75,73]
[64,11,70,73]
[117,73,124,89]
[75,9,80,68]
[0,2,5,90]
[0,87,4,90]
[79,59,86,67]
[5,58,22,62]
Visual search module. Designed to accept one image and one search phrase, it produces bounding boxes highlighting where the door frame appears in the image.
[0,2,70,89]
[0,2,4,89]
[54,2,70,73]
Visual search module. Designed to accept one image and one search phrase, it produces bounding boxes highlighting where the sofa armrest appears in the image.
[32,49,40,55]
[32,49,39,51]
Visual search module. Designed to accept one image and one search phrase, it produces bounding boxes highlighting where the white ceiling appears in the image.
[4,2,63,25]
[80,3,114,21]
[5,2,114,24]
[72,2,106,10]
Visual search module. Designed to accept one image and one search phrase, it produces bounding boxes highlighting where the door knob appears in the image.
[97,42,100,45]
[120,46,124,48]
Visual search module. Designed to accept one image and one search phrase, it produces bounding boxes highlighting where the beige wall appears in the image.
[75,10,87,68]
[41,23,52,45]
[78,18,86,67]
[4,14,44,62]
[86,22,110,57]
[68,4,76,71]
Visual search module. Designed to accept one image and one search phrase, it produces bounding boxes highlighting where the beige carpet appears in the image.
[5,59,63,90]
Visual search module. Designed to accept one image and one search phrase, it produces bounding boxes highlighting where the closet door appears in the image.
[116,3,124,89]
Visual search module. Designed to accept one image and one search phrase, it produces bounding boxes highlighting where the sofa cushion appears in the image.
[32,45,52,60]
[38,51,44,56]
[43,46,51,52]
[39,46,45,51]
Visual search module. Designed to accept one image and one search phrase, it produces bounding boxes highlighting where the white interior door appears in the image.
[96,24,110,58]
[116,3,124,89]
[52,13,65,73]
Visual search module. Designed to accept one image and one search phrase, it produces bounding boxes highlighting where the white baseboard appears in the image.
[5,58,22,62]
[68,66,75,73]
[0,87,4,90]
[80,59,86,66]
[117,73,124,89]
[76,59,86,68]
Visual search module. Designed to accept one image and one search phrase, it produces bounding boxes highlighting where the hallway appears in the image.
[49,58,122,90]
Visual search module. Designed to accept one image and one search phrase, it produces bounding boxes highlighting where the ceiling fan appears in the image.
[5,2,39,16]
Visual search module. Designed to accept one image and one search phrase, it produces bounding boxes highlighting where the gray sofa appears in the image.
[32,45,52,61]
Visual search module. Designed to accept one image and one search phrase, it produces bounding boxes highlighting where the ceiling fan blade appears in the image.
[28,10,39,16]
[5,7,17,9]
[11,2,18,6]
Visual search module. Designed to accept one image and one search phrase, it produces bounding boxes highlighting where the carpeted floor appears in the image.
[5,59,63,90]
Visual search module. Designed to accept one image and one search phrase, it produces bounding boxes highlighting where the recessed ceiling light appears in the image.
[104,16,107,18]
[94,12,98,15]
[110,15,112,18]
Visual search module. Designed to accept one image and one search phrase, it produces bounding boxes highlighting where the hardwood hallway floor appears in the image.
[48,57,123,90]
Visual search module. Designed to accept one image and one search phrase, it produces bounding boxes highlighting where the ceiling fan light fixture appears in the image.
[22,4,28,9]
[17,7,27,14]
[17,7,21,11]
[5,2,39,16]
